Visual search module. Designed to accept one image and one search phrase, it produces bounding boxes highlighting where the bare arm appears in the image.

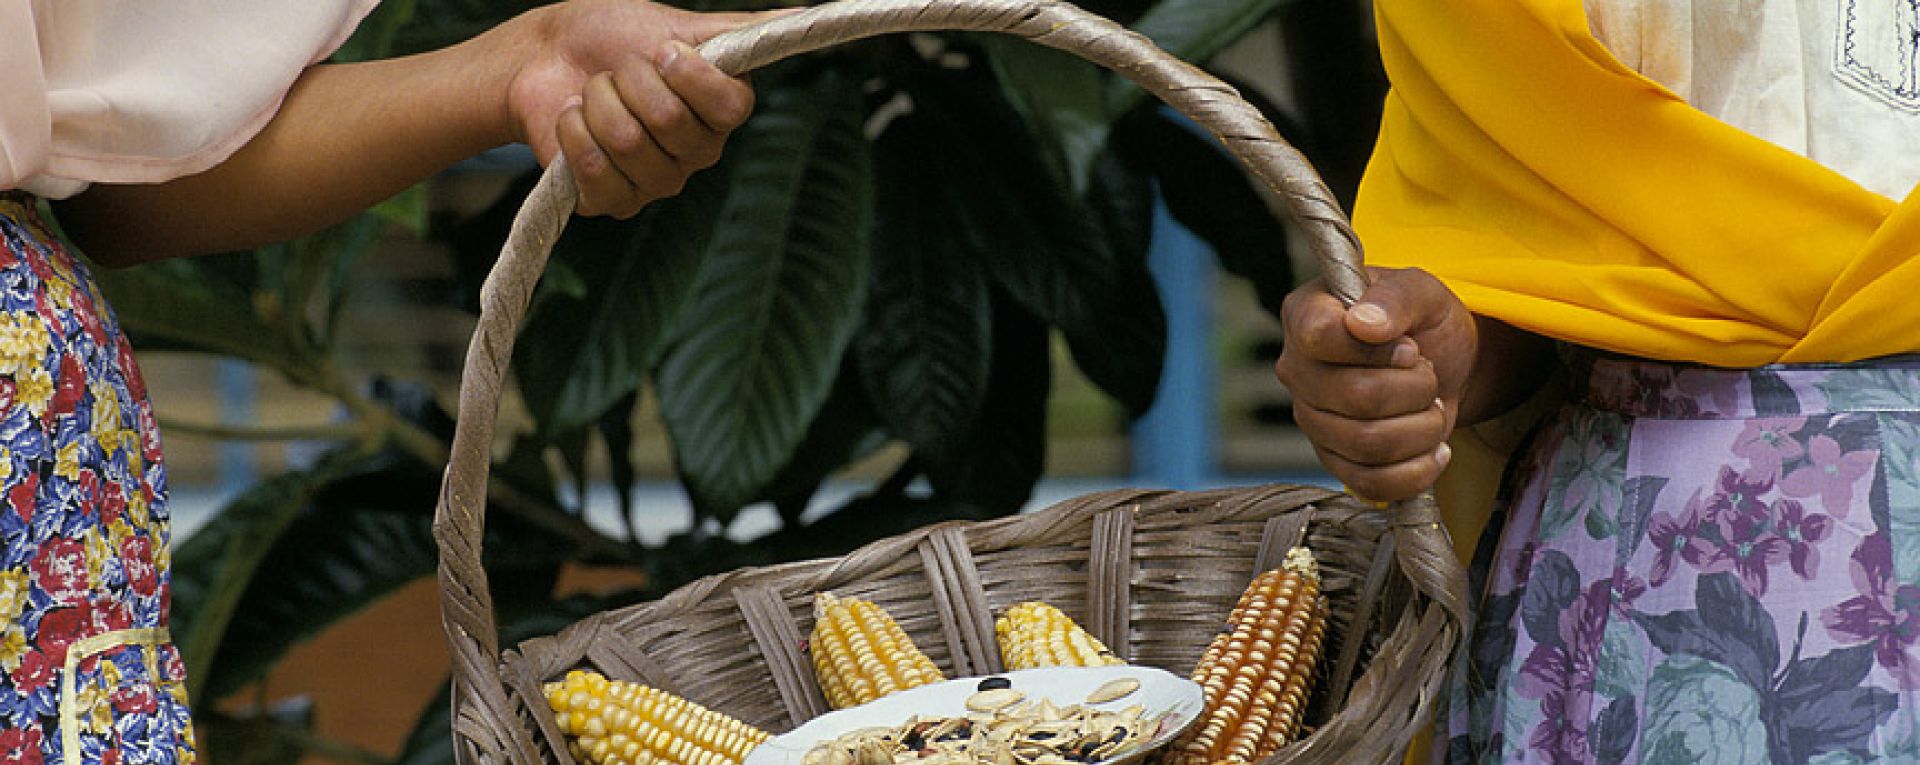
[1459,314,1555,427]
[54,0,767,266]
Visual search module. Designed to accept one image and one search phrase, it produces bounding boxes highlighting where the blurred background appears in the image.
[104,0,1388,761]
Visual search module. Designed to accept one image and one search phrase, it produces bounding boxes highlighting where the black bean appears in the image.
[976,676,1013,692]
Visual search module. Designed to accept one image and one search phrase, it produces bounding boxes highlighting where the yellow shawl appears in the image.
[1357,0,1920,366]
[1366,8,1920,757]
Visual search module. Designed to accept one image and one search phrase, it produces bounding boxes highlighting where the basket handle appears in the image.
[432,0,1468,750]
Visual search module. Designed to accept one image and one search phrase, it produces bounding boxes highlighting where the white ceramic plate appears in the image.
[747,666,1203,765]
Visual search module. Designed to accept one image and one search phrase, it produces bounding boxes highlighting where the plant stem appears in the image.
[158,418,370,443]
[308,363,642,562]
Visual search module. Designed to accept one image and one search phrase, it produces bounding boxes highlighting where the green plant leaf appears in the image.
[92,261,313,378]
[554,425,592,514]
[330,0,420,62]
[912,66,1166,417]
[1112,107,1294,319]
[170,450,364,702]
[927,292,1052,508]
[855,108,994,465]
[1087,141,1157,278]
[758,358,889,526]
[280,209,388,355]
[199,708,314,765]
[514,168,725,435]
[372,184,431,236]
[187,451,571,701]
[656,69,875,520]
[1106,0,1289,111]
[495,431,561,508]
[979,37,1111,196]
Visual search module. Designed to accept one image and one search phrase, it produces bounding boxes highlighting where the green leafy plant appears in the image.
[85,0,1388,761]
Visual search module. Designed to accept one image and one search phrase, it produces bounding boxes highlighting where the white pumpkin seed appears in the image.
[1084,678,1140,704]
[967,688,1025,713]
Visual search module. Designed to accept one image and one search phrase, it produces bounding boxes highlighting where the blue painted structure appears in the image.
[1130,193,1218,490]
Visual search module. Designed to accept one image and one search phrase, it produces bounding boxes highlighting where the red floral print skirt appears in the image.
[0,192,194,765]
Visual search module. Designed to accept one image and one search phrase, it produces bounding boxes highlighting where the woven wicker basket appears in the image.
[431,1,1470,763]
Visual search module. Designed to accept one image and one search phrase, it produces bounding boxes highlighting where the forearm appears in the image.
[53,13,542,265]
[1456,315,1555,427]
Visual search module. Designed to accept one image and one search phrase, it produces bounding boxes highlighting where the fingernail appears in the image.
[1349,302,1388,327]
[1433,397,1446,413]
[561,94,584,111]
[1390,340,1419,368]
[1434,442,1453,470]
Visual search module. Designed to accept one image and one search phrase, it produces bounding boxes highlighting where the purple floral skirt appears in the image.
[1443,350,1920,764]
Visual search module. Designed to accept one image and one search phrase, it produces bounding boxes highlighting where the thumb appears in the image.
[1342,267,1457,346]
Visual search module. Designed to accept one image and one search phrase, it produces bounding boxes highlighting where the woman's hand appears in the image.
[57,0,786,263]
[1273,267,1478,501]
[504,0,776,218]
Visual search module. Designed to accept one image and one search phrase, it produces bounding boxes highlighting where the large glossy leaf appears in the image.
[979,38,1112,196]
[275,197,410,356]
[514,168,725,434]
[855,109,994,465]
[1087,142,1157,277]
[1106,0,1291,111]
[927,292,1051,509]
[1274,1,1389,206]
[553,425,592,513]
[656,69,875,520]
[199,708,313,765]
[1112,108,1294,318]
[757,358,889,527]
[92,261,313,377]
[170,451,363,702]
[911,66,1165,416]
[189,452,570,701]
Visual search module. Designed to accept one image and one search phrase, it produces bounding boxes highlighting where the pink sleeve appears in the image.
[1,0,382,197]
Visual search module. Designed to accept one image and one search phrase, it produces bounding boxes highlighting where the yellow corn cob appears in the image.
[995,601,1125,669]
[809,591,945,708]
[1165,547,1329,765]
[544,669,770,765]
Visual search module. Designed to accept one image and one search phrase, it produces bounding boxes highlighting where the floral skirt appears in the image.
[0,193,194,765]
[1443,350,1920,764]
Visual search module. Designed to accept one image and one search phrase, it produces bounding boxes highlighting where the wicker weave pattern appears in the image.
[432,1,1470,763]
[505,489,1395,756]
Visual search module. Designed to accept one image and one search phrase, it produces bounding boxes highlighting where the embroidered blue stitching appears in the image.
[1834,0,1920,111]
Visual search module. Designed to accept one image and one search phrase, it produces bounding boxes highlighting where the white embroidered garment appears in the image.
[1584,0,1920,200]
[0,0,379,198]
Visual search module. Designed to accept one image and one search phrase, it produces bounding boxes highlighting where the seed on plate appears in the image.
[1084,678,1139,705]
[856,739,893,765]
[967,688,1025,713]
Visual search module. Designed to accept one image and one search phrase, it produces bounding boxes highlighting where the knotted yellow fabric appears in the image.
[1365,7,1919,759]
[1356,0,1920,366]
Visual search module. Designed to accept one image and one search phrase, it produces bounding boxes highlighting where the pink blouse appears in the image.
[1,0,380,198]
